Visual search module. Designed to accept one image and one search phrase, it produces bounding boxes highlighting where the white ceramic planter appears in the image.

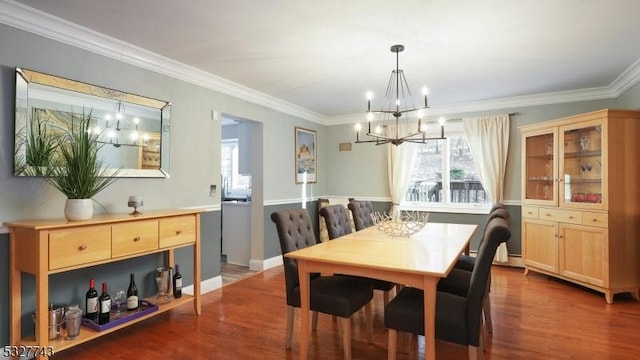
[64,199,94,221]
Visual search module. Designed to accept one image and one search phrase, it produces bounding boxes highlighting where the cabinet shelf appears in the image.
[23,295,194,352]
[565,179,602,184]
[564,150,601,158]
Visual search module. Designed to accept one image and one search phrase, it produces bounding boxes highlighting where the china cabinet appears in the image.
[520,109,640,303]
[6,209,202,354]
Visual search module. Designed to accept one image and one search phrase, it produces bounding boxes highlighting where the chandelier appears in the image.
[94,101,150,148]
[355,44,446,146]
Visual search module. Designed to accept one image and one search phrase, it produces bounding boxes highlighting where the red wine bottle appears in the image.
[98,282,111,324]
[127,273,139,311]
[173,264,183,299]
[85,278,99,322]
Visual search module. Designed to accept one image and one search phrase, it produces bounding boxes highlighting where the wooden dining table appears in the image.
[285,222,478,359]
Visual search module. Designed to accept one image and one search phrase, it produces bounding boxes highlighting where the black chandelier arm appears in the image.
[369,105,429,115]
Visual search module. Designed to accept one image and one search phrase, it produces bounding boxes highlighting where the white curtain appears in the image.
[386,129,417,220]
[463,115,510,262]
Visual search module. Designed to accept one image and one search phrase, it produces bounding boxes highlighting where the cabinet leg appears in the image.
[604,291,614,304]
[631,287,640,302]
[524,266,529,276]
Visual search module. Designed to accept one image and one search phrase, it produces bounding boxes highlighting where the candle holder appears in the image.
[128,196,143,215]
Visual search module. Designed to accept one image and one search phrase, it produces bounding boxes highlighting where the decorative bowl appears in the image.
[371,210,429,237]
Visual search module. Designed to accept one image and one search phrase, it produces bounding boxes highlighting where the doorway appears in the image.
[220,115,264,280]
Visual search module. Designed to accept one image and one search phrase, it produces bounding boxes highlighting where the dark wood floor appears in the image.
[58,265,640,359]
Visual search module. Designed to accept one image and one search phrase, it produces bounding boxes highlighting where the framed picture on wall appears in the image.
[294,127,317,184]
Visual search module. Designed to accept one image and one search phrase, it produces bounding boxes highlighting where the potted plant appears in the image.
[24,109,121,220]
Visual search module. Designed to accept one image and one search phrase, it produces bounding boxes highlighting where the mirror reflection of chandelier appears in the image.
[94,101,150,148]
[355,44,446,146]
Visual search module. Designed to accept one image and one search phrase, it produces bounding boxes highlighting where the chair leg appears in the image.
[403,332,411,354]
[483,294,493,334]
[388,328,397,360]
[482,293,493,334]
[312,311,319,331]
[468,345,482,360]
[339,317,351,360]
[286,306,294,349]
[365,301,373,344]
[383,290,391,306]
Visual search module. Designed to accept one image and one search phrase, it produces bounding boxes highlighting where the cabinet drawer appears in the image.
[49,225,111,270]
[539,208,582,224]
[522,206,539,219]
[159,215,196,248]
[582,211,608,228]
[112,220,159,257]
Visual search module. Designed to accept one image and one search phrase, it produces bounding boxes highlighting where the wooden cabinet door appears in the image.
[523,219,558,272]
[522,127,558,206]
[558,118,607,211]
[559,224,608,287]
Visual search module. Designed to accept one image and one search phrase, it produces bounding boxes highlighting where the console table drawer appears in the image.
[49,225,111,270]
[112,220,159,257]
[159,215,196,248]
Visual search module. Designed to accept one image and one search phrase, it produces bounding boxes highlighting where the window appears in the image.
[221,139,251,199]
[403,133,489,212]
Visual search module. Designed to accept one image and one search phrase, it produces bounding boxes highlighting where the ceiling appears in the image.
[7,0,640,122]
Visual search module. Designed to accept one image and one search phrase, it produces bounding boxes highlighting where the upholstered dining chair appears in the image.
[271,208,373,360]
[319,204,396,305]
[384,217,511,360]
[439,206,511,336]
[347,200,375,231]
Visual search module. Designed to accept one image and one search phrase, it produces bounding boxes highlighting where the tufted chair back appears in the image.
[463,217,511,345]
[270,208,318,307]
[319,204,353,240]
[348,200,375,231]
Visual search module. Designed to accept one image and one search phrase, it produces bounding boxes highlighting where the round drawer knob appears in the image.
[176,230,182,235]
[133,236,141,242]
[78,244,87,251]
[592,218,598,222]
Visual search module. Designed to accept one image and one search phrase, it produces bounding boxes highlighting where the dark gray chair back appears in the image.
[270,209,318,307]
[319,204,353,240]
[348,200,375,231]
[464,217,511,344]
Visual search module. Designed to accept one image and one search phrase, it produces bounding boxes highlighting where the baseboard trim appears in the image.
[495,255,524,268]
[249,255,283,271]
[182,275,223,296]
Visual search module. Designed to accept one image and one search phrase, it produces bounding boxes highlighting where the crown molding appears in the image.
[2,0,639,127]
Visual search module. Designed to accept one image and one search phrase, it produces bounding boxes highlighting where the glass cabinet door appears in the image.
[524,130,556,203]
[559,120,605,209]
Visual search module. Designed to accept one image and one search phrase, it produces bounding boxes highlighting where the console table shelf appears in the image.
[5,209,202,355]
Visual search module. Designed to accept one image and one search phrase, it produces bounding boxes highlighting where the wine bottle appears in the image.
[173,264,183,299]
[98,282,111,325]
[85,278,99,322]
[126,273,139,311]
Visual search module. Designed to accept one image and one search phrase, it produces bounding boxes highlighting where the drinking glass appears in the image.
[113,290,127,319]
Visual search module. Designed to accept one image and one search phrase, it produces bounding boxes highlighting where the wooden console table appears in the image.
[5,209,202,355]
